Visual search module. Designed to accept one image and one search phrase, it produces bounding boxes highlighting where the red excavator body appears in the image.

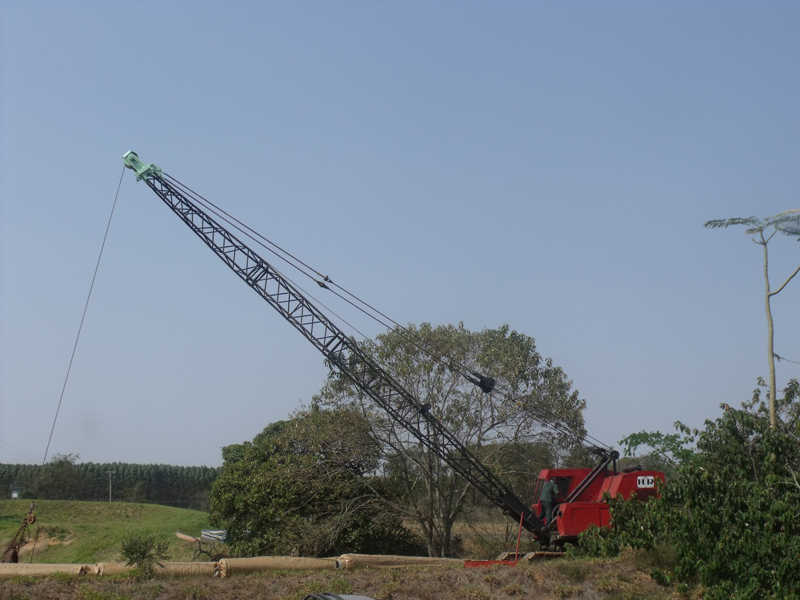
[531,468,665,543]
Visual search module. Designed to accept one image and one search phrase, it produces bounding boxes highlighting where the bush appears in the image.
[577,379,800,599]
[210,409,426,557]
[120,533,170,578]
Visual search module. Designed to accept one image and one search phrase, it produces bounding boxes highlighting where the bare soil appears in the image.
[1,557,685,600]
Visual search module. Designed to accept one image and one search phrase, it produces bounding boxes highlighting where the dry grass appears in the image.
[450,512,543,560]
[0,557,683,600]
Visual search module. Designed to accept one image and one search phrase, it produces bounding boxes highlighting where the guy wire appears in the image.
[41,166,125,467]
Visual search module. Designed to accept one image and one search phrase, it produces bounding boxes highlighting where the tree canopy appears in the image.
[704,209,800,427]
[209,408,424,557]
[578,379,800,599]
[313,322,586,556]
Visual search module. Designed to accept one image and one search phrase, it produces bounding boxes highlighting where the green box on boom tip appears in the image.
[122,150,163,181]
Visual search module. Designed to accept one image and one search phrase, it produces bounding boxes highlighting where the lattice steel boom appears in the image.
[122,151,546,537]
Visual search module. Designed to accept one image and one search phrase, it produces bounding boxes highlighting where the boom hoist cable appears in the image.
[159,168,605,455]
[122,151,551,539]
[170,158,609,458]
[161,174,495,378]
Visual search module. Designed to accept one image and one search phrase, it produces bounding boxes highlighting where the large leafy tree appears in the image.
[580,379,800,599]
[31,453,92,500]
[209,408,424,558]
[704,209,800,427]
[314,322,586,557]
[618,424,697,480]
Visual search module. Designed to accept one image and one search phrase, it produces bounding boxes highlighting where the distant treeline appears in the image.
[0,455,219,510]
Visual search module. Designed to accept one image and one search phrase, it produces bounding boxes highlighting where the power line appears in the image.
[0,440,43,462]
[775,353,800,366]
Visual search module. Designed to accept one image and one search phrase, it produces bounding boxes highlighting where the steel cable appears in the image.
[161,172,609,452]
[32,166,126,564]
[42,166,125,466]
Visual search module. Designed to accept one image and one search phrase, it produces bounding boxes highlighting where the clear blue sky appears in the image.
[1,1,798,467]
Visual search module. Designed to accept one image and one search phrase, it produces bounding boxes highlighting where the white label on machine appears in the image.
[637,476,655,489]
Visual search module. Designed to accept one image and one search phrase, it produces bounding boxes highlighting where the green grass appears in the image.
[0,499,210,564]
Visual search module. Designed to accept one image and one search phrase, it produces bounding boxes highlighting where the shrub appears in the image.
[649,568,671,586]
[458,584,494,600]
[120,533,170,578]
[211,409,426,557]
[178,585,208,600]
[552,584,582,598]
[502,583,525,596]
[577,380,800,599]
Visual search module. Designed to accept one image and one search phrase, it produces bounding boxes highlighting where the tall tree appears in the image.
[579,379,800,598]
[32,453,91,500]
[704,209,800,427]
[314,323,586,557]
[210,408,424,557]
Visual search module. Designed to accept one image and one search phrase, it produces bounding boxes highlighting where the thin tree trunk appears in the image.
[763,241,777,428]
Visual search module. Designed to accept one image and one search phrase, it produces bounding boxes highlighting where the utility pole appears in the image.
[105,471,115,502]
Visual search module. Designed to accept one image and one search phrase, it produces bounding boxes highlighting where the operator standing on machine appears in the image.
[539,477,559,524]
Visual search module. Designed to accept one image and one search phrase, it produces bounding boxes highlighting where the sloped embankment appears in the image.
[0,499,210,564]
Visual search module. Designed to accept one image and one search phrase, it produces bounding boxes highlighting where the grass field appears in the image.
[0,499,211,564]
[1,500,684,599]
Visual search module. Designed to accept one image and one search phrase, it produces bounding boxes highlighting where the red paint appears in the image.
[531,469,665,543]
[464,560,518,568]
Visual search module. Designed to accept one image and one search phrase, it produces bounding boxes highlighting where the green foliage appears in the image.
[314,322,586,556]
[560,444,600,469]
[704,209,800,427]
[619,425,696,473]
[552,584,582,598]
[628,544,679,573]
[0,500,209,564]
[649,568,671,586]
[30,454,93,500]
[326,577,354,595]
[570,524,617,558]
[703,210,800,239]
[210,408,425,557]
[578,379,800,599]
[120,533,170,577]
[472,440,557,504]
[0,460,219,509]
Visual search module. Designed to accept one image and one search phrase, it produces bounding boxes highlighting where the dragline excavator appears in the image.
[122,151,664,549]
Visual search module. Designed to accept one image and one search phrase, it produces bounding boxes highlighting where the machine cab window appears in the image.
[533,476,573,503]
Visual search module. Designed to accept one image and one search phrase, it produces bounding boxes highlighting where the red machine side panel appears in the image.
[556,502,610,537]
[598,471,664,501]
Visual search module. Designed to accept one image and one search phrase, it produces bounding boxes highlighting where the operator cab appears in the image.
[532,475,572,504]
[532,468,598,523]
